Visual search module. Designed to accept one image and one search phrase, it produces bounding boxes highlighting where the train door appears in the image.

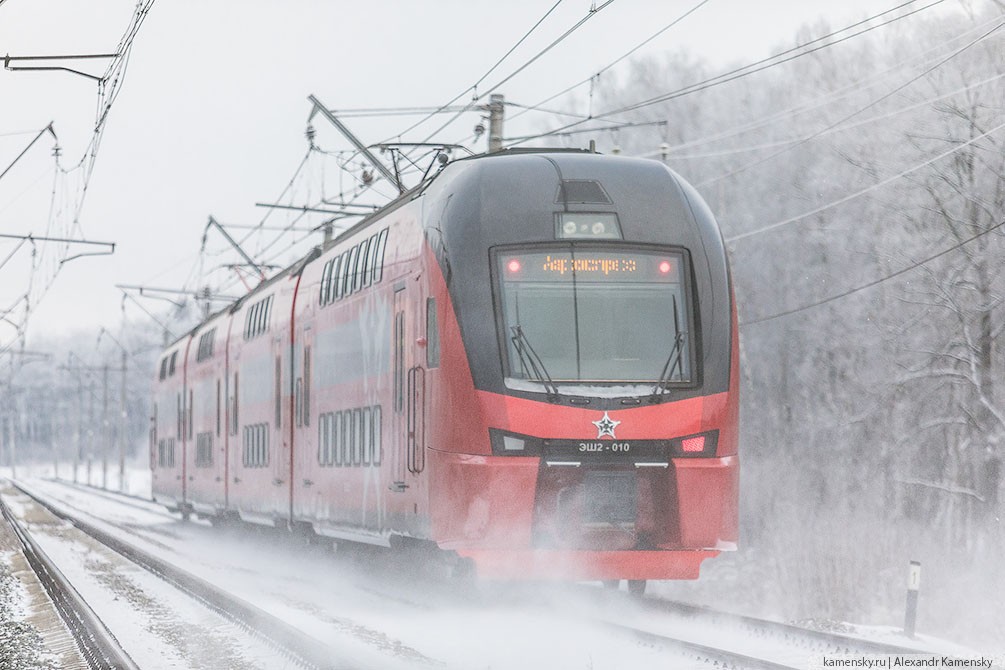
[272,332,289,521]
[292,323,315,522]
[391,284,410,492]
[388,281,426,534]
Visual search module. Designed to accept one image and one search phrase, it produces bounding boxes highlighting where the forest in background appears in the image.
[588,2,1003,647]
[2,0,1003,650]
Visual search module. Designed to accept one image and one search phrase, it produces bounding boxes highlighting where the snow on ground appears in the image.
[0,548,56,670]
[8,471,997,668]
[1,483,313,670]
[15,477,732,669]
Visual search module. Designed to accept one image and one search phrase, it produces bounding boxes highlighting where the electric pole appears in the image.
[120,348,127,491]
[74,374,82,483]
[487,94,505,153]
[102,364,109,489]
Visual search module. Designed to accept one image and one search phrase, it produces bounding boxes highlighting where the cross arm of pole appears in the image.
[203,216,265,281]
[115,284,239,302]
[308,94,404,194]
[254,202,364,216]
[0,123,57,183]
[4,53,119,82]
[120,291,175,340]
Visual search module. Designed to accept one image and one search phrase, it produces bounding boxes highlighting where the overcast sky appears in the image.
[0,0,972,345]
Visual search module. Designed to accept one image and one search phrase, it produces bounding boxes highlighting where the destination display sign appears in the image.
[501,250,683,283]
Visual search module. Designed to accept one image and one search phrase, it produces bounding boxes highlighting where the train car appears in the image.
[152,148,739,592]
[182,314,228,517]
[152,339,187,513]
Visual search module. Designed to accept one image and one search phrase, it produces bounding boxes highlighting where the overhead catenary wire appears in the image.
[408,0,617,152]
[740,219,1005,326]
[696,17,1005,187]
[645,11,1005,155]
[382,0,566,145]
[505,0,947,148]
[725,118,1005,243]
[635,70,1005,160]
[502,0,713,127]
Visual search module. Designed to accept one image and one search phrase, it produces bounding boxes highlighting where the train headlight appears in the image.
[555,212,622,239]
[503,436,525,451]
[489,428,543,456]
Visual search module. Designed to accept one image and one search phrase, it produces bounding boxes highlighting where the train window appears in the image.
[372,405,382,465]
[426,297,439,368]
[169,351,177,376]
[350,243,362,293]
[159,357,168,381]
[374,228,389,283]
[231,373,239,436]
[275,356,282,427]
[188,389,194,440]
[319,259,332,306]
[196,329,215,362]
[264,296,273,331]
[361,406,371,465]
[360,238,372,287]
[177,393,182,438]
[318,413,328,465]
[366,232,379,285]
[303,346,311,427]
[168,438,176,467]
[330,254,343,301]
[496,247,692,385]
[393,311,404,413]
[335,251,348,299]
[341,247,356,297]
[216,379,221,437]
[333,411,343,466]
[247,303,258,339]
[352,408,362,465]
[295,378,303,428]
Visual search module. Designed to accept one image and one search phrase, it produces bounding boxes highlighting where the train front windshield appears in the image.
[496,247,692,385]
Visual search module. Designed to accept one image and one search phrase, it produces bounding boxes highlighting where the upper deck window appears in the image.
[196,328,216,362]
[243,295,273,340]
[495,245,693,386]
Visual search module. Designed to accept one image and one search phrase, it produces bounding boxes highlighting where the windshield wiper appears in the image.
[651,295,687,399]
[510,325,560,401]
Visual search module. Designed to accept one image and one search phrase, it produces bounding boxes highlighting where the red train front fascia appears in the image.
[151,150,739,582]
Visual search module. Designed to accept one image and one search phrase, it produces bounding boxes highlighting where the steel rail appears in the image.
[12,481,364,670]
[635,596,939,657]
[600,620,799,669]
[0,487,140,670]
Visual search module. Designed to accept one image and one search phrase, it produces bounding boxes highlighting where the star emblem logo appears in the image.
[592,411,621,439]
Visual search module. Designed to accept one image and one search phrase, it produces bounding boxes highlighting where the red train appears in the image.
[151,148,739,593]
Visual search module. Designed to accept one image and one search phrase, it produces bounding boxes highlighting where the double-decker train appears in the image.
[151,148,739,593]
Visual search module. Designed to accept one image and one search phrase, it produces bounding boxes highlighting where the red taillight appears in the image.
[659,261,672,274]
[507,259,521,273]
[681,436,705,452]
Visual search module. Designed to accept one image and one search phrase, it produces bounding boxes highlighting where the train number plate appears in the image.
[542,439,669,463]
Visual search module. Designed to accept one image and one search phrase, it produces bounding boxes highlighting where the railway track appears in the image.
[0,487,139,670]
[18,477,953,670]
[7,480,399,670]
[639,596,932,657]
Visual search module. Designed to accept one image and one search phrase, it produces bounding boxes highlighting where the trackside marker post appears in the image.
[904,560,921,638]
